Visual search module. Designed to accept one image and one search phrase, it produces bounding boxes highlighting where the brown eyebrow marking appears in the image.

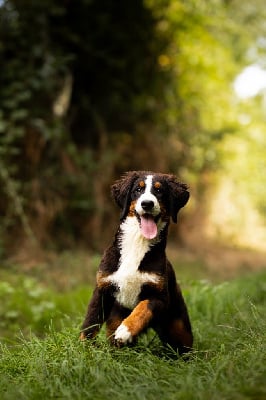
[139,180,145,188]
[154,181,161,189]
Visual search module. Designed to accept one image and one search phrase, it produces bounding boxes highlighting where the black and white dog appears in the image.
[80,171,193,355]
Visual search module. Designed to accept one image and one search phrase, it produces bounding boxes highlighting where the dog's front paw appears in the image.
[114,323,133,346]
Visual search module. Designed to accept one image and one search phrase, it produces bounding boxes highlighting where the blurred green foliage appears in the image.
[0,274,91,340]
[0,0,265,251]
[0,278,56,337]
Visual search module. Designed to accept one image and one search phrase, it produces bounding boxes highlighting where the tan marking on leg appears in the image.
[79,332,86,341]
[122,300,153,337]
[79,325,100,341]
[106,315,124,339]
[168,319,193,348]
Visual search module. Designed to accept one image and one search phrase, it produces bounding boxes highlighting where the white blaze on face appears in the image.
[135,175,161,240]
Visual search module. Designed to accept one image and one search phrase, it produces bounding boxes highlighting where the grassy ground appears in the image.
[0,262,265,400]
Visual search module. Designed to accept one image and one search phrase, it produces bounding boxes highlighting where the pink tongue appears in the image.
[140,215,158,239]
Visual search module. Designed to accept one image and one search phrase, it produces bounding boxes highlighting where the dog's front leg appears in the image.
[80,286,113,340]
[114,299,161,346]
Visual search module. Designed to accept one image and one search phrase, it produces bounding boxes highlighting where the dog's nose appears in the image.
[141,200,154,211]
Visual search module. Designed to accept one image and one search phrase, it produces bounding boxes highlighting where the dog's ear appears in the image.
[167,176,189,223]
[111,171,139,220]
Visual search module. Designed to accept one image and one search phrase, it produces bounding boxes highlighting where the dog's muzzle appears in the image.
[136,201,161,240]
[135,193,161,240]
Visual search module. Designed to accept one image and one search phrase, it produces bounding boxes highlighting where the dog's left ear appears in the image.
[111,171,139,220]
[167,177,189,223]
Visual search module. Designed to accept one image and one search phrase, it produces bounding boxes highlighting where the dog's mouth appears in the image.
[136,213,161,240]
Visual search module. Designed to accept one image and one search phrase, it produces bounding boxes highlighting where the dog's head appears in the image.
[111,171,189,239]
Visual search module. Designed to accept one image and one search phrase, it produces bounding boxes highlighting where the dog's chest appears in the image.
[105,217,160,309]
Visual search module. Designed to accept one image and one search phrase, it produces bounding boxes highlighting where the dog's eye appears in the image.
[154,182,162,194]
[135,187,143,193]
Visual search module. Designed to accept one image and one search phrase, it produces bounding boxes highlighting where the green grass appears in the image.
[0,270,265,400]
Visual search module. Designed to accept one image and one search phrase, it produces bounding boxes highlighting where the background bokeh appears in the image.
[0,0,265,264]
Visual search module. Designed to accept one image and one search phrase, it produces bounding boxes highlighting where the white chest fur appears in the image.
[104,216,162,309]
